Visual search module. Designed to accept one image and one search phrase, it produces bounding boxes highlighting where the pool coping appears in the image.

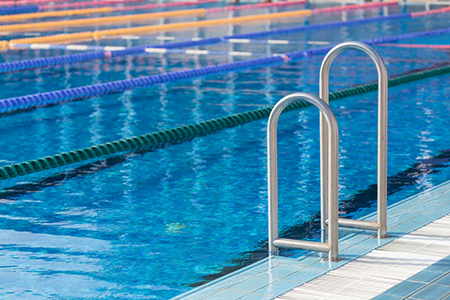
[173,179,450,300]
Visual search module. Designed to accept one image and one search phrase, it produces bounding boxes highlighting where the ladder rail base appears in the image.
[325,218,379,231]
[273,238,330,253]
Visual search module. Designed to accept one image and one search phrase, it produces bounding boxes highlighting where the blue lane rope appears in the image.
[0,51,107,73]
[0,5,39,15]
[2,24,450,113]
[0,63,449,180]
[4,12,419,74]
[0,56,284,112]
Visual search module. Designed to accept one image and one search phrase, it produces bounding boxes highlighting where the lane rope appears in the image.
[0,7,114,23]
[0,0,217,23]
[312,1,398,13]
[39,0,203,10]
[0,9,207,32]
[0,0,306,24]
[378,43,450,50]
[5,1,406,45]
[124,0,305,13]
[5,9,312,46]
[0,63,449,180]
[4,24,450,75]
[0,5,38,15]
[1,25,450,114]
[0,0,144,8]
[411,6,450,17]
[206,0,307,12]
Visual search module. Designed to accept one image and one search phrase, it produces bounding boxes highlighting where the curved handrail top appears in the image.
[319,41,388,103]
[267,92,338,135]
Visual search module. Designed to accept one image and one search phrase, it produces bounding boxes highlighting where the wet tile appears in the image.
[440,294,450,300]
[240,258,282,275]
[339,233,374,250]
[425,260,450,274]
[408,214,444,226]
[228,273,277,293]
[207,273,257,290]
[351,235,394,249]
[176,287,222,300]
[383,281,425,297]
[238,293,273,300]
[408,270,444,283]
[203,289,247,300]
[389,221,424,235]
[339,246,372,259]
[409,284,450,300]
[371,295,403,300]
[435,273,450,287]
[296,255,323,267]
[282,267,328,283]
[263,264,307,280]
[252,279,302,297]
[275,256,309,267]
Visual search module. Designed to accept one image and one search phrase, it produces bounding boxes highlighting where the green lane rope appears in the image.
[0,64,449,180]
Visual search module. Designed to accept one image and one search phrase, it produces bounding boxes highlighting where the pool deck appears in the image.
[278,214,450,300]
[173,180,450,300]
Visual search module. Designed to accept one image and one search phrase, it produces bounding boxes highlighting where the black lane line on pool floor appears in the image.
[0,147,157,201]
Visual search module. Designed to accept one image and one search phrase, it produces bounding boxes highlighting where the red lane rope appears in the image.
[411,6,450,17]
[0,0,72,7]
[207,0,306,13]
[40,0,147,10]
[378,43,450,50]
[115,0,217,12]
[312,0,398,13]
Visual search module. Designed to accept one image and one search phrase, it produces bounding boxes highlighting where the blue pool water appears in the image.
[0,2,449,299]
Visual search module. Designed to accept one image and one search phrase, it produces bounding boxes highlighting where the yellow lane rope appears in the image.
[94,9,312,38]
[0,8,206,32]
[9,32,94,48]
[0,7,114,23]
[0,41,8,51]
[8,9,312,46]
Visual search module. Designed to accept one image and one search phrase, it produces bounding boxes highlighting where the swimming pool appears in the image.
[0,1,449,299]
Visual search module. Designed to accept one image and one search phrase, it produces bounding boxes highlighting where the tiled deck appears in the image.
[374,255,450,299]
[278,215,450,300]
[173,180,450,300]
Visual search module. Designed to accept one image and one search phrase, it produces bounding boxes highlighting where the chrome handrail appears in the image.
[268,92,340,261]
[319,41,388,238]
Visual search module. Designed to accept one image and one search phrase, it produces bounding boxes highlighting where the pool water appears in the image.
[0,2,449,299]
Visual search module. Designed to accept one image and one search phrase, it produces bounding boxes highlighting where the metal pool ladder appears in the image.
[268,92,340,261]
[267,42,388,261]
[320,41,388,238]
